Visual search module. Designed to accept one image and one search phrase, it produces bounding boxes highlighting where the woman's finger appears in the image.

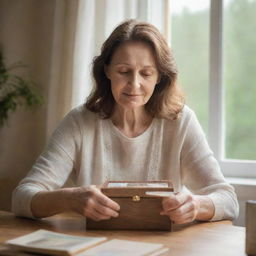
[168,203,197,220]
[171,212,195,224]
[87,209,111,221]
[93,202,119,218]
[161,194,200,224]
[96,191,120,212]
[161,199,193,216]
[162,192,192,211]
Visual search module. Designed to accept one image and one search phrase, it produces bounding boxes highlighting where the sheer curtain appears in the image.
[47,0,168,138]
[46,0,79,137]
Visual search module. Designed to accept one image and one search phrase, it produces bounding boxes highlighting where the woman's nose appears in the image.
[129,72,140,89]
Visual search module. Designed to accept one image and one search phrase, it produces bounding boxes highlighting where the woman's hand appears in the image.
[161,192,215,224]
[70,185,120,221]
[161,192,200,224]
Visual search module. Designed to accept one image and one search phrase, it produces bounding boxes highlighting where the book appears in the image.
[6,229,107,256]
[5,230,169,256]
[75,239,169,256]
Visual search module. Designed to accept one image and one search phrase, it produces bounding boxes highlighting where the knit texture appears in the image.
[12,105,239,220]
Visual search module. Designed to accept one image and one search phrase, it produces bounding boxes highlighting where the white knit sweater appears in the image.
[12,105,239,220]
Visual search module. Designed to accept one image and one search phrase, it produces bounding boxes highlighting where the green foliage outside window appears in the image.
[224,0,256,160]
[172,0,256,160]
[171,7,209,133]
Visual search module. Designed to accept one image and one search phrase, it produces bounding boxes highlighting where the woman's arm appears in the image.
[162,108,238,224]
[179,110,239,222]
[31,189,71,218]
[12,107,98,219]
[31,186,120,220]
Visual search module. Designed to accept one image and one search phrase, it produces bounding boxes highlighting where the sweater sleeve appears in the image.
[180,109,239,221]
[12,108,82,218]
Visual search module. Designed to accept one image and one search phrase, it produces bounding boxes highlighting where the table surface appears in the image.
[0,211,246,256]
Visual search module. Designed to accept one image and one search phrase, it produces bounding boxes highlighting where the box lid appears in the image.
[101,180,174,197]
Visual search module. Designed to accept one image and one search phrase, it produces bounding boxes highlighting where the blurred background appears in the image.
[0,0,255,226]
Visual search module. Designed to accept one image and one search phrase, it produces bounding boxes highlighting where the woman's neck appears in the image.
[111,106,153,138]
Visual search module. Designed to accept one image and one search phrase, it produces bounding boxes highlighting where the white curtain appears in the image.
[72,0,139,108]
[46,0,169,138]
[46,0,79,137]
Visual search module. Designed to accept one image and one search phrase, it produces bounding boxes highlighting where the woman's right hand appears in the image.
[70,185,120,221]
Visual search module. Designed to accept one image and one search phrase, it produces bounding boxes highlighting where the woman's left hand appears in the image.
[161,192,200,224]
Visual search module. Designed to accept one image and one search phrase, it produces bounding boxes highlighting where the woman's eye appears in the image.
[142,72,152,77]
[118,70,129,74]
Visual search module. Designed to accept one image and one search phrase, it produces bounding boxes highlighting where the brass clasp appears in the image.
[132,195,140,202]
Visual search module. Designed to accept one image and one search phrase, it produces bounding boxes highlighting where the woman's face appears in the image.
[105,41,159,110]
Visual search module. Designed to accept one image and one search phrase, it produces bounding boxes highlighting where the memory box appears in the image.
[86,180,174,231]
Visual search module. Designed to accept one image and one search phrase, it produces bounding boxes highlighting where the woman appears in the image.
[12,19,239,224]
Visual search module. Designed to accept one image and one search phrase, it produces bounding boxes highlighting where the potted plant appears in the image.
[0,50,43,126]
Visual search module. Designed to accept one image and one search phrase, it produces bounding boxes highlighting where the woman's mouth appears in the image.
[123,93,141,97]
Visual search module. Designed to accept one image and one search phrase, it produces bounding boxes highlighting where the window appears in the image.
[170,0,256,178]
[223,0,256,160]
[170,0,210,133]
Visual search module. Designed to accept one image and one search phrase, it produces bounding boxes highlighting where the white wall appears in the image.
[229,179,256,227]
[0,0,55,210]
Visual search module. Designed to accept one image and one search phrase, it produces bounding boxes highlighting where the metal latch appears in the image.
[132,195,140,202]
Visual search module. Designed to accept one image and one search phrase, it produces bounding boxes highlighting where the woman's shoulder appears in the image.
[157,105,200,137]
[180,104,198,123]
[55,104,99,135]
[65,104,99,123]
[158,105,203,139]
[180,104,194,117]
[161,104,195,125]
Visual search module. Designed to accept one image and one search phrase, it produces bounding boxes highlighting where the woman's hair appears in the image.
[86,19,184,120]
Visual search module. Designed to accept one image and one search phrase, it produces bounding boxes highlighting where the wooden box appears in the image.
[86,181,174,231]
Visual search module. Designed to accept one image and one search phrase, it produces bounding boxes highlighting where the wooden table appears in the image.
[0,211,246,256]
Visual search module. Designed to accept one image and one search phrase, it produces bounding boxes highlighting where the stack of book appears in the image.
[1,229,169,256]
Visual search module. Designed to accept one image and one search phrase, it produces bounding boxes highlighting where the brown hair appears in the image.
[86,19,184,120]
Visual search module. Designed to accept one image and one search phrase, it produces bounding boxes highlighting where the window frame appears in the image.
[209,0,256,178]
[168,0,256,178]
